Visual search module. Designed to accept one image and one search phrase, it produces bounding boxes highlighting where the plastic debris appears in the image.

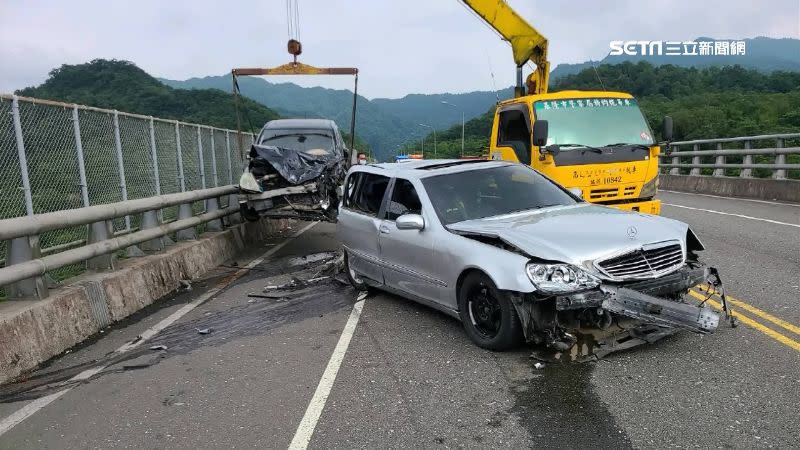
[533,362,546,370]
[149,345,168,351]
[196,328,213,335]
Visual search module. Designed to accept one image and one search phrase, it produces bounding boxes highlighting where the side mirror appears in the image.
[532,119,549,148]
[395,213,425,231]
[568,187,583,199]
[662,116,673,142]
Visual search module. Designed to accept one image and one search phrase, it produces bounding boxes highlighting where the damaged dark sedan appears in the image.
[337,160,724,355]
[239,119,352,222]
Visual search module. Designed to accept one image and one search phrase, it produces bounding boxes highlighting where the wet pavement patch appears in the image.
[0,254,355,403]
[505,356,632,449]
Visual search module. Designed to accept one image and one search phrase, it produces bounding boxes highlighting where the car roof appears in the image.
[261,119,337,130]
[359,159,514,179]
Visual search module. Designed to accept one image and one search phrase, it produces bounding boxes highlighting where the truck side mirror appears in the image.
[532,120,548,148]
[662,116,673,142]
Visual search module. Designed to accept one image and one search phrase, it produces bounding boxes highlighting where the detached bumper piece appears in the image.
[600,286,719,333]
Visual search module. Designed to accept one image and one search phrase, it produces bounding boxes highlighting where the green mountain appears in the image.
[551,37,800,79]
[412,62,800,158]
[159,75,516,161]
[17,59,279,130]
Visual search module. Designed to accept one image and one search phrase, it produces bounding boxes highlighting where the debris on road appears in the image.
[178,279,192,292]
[196,328,213,335]
[149,345,168,351]
[533,362,545,370]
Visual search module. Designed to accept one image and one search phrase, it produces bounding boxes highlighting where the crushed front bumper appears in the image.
[554,264,719,334]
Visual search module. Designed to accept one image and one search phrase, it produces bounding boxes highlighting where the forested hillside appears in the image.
[17,59,280,130]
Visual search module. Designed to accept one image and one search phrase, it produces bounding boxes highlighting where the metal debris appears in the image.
[196,328,213,335]
[149,345,168,351]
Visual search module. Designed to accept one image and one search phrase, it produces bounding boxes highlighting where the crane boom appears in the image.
[461,0,549,96]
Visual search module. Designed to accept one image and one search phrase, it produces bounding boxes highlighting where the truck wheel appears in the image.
[458,271,523,351]
[344,250,368,291]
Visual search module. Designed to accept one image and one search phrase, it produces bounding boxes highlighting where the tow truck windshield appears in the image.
[534,98,654,149]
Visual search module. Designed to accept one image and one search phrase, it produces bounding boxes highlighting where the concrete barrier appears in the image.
[661,174,800,203]
[0,218,292,384]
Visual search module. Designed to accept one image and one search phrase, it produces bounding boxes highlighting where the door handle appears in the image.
[379,224,391,234]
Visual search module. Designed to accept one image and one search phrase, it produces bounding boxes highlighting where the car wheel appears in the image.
[458,271,523,351]
[344,250,369,291]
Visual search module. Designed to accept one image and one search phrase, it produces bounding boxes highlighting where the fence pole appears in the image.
[176,123,196,241]
[225,130,234,184]
[224,130,242,225]
[740,140,753,178]
[774,138,786,180]
[197,125,206,190]
[175,122,186,192]
[11,95,34,217]
[8,95,47,298]
[689,144,701,176]
[149,117,161,196]
[713,143,725,177]
[71,106,90,207]
[205,128,223,232]
[112,111,131,230]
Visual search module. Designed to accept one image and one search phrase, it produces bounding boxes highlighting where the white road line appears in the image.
[0,221,318,438]
[288,299,365,450]
[663,203,800,228]
[660,190,800,207]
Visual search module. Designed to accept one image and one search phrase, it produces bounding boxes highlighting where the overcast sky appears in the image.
[1,0,797,99]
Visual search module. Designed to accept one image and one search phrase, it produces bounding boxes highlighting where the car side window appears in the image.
[385,178,422,221]
[349,172,390,216]
[342,172,362,209]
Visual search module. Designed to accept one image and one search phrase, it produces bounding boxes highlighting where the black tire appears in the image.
[458,271,523,351]
[344,251,369,291]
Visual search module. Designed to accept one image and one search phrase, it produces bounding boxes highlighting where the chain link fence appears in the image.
[0,94,254,281]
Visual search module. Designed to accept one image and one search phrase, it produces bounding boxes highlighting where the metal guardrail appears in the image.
[661,133,800,179]
[0,94,256,283]
[0,185,240,300]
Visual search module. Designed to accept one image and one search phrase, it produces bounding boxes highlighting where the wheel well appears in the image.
[455,268,490,307]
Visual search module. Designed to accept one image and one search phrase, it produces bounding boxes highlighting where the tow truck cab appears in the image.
[489,90,663,215]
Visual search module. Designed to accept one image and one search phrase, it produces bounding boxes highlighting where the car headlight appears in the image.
[239,171,262,193]
[525,262,600,294]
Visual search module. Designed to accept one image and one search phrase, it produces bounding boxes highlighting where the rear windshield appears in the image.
[422,165,577,225]
[258,129,335,152]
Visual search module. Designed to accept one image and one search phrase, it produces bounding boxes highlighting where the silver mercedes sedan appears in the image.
[337,160,720,351]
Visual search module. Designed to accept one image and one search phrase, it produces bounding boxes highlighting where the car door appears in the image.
[337,171,390,284]
[378,177,448,304]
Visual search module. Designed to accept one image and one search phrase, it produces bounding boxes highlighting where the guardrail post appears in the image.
[87,220,115,270]
[149,117,161,196]
[225,131,234,185]
[176,122,186,192]
[7,236,48,299]
[205,196,224,232]
[202,127,223,231]
[690,144,701,176]
[210,129,218,188]
[11,95,34,217]
[669,145,680,175]
[139,210,165,252]
[740,140,753,178]
[774,138,786,180]
[712,143,725,177]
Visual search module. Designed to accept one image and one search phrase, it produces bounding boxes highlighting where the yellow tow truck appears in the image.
[463,0,670,214]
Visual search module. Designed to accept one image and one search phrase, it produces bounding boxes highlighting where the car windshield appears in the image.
[422,165,578,225]
[258,129,335,153]
[534,98,654,149]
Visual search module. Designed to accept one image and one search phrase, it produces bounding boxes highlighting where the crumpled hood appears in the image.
[447,203,689,271]
[250,144,343,185]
